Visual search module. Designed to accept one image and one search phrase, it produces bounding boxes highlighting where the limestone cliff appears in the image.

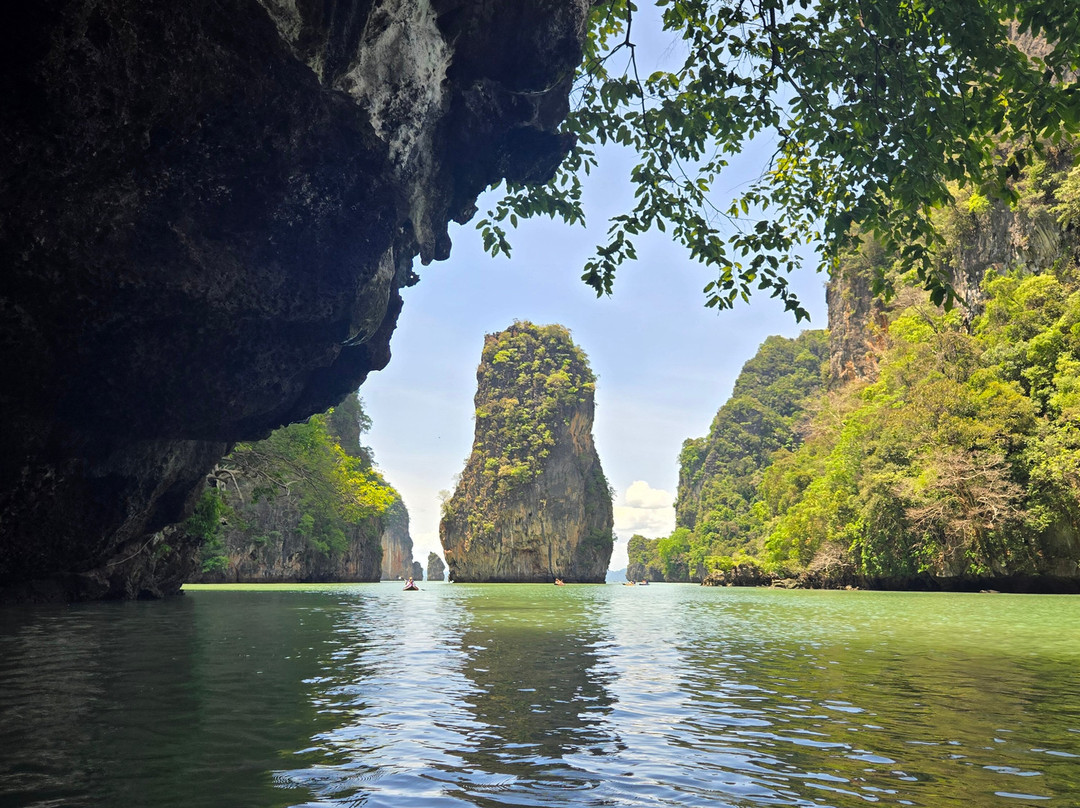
[0,0,589,601]
[190,479,387,584]
[674,331,829,559]
[937,160,1071,317]
[331,393,416,580]
[190,394,400,582]
[826,147,1078,387]
[427,552,446,582]
[379,498,415,580]
[440,322,613,583]
[825,240,891,387]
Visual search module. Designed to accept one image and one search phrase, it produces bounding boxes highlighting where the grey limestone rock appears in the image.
[440,322,613,583]
[0,0,589,600]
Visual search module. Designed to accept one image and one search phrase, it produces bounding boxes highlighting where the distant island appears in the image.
[427,552,446,582]
[440,322,613,583]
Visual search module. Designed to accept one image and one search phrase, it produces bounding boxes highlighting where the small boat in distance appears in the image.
[403,577,419,591]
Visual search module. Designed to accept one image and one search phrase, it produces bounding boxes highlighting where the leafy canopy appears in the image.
[208,400,396,561]
[479,0,1080,319]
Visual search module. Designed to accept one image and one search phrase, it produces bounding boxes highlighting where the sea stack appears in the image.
[427,552,446,582]
[440,322,613,582]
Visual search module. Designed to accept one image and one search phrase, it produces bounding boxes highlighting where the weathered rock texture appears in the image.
[826,147,1078,388]
[427,551,446,582]
[379,498,415,580]
[440,322,613,582]
[936,177,1073,318]
[191,477,386,584]
[0,0,589,601]
[190,392,405,583]
[825,240,891,387]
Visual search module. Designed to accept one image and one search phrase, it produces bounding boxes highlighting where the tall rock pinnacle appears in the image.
[440,322,613,583]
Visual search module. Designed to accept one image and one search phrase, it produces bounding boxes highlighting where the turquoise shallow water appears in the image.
[1,583,1079,807]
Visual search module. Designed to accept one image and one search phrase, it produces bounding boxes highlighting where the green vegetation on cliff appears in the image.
[444,321,601,542]
[473,322,597,492]
[192,394,398,581]
[627,530,691,582]
[658,331,829,579]
[659,147,1080,586]
[441,321,613,583]
[759,265,1080,582]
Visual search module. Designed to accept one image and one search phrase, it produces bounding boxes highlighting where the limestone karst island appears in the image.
[440,322,613,583]
[5,1,1080,806]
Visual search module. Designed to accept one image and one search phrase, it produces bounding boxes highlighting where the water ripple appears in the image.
[3,585,1080,806]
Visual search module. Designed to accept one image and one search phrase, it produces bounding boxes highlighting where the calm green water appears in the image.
[1,584,1079,807]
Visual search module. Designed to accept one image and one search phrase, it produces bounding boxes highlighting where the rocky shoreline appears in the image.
[701,564,1080,594]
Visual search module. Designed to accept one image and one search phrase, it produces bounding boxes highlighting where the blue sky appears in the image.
[361,191,827,571]
[360,11,828,572]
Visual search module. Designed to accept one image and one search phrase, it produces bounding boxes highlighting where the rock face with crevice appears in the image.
[440,322,613,583]
[0,0,589,601]
[379,498,415,580]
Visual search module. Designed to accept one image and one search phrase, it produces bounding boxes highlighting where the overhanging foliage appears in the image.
[480,0,1080,319]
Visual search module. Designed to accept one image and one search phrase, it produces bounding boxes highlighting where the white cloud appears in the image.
[613,505,675,537]
[612,480,675,539]
[624,479,673,509]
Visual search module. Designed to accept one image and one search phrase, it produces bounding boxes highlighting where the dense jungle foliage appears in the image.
[627,331,828,582]
[675,331,830,557]
[634,148,1080,584]
[469,321,596,496]
[760,266,1080,582]
[193,393,397,573]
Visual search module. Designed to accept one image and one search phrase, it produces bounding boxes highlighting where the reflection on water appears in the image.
[2,584,1080,807]
[669,621,1080,806]
[449,590,617,804]
[0,593,338,808]
[276,585,619,807]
